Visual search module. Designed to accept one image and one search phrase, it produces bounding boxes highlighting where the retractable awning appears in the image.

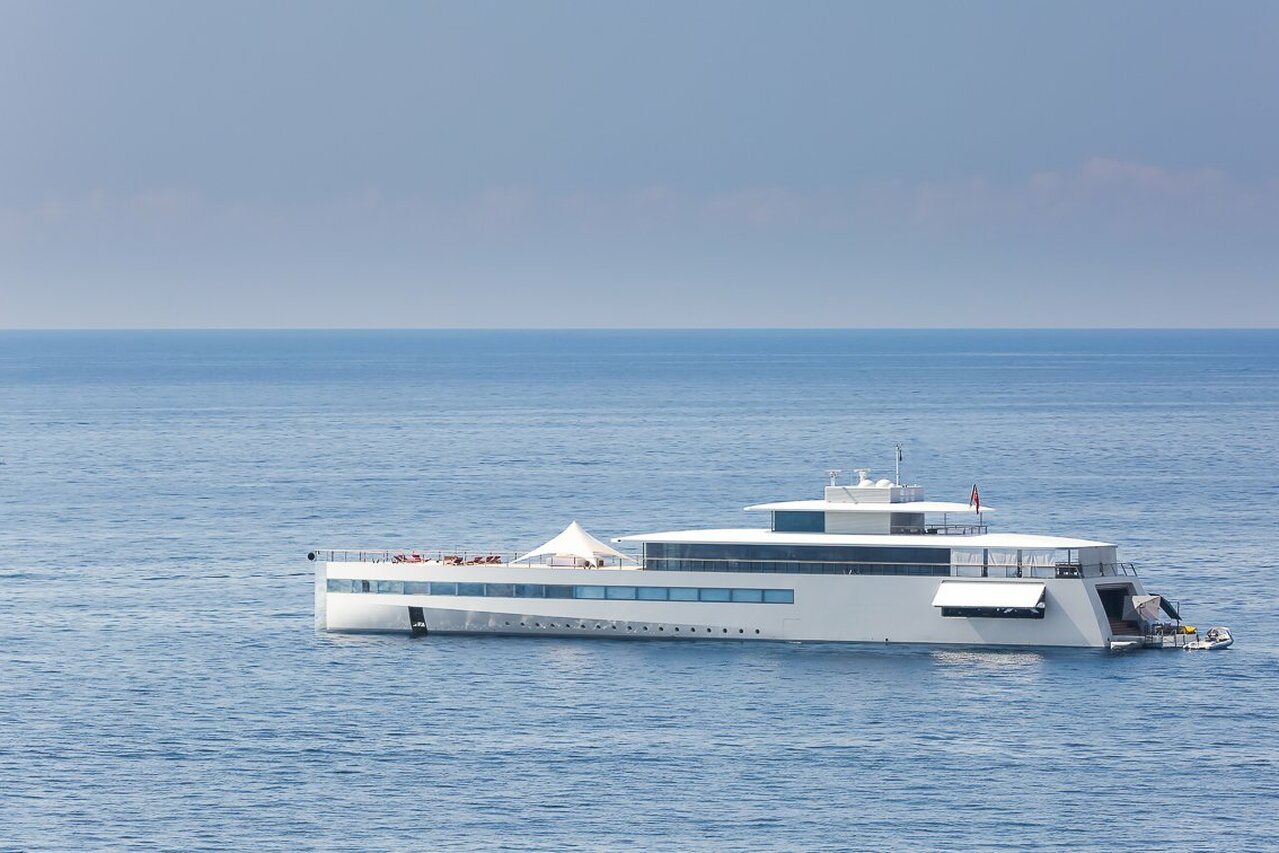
[932,582,1046,609]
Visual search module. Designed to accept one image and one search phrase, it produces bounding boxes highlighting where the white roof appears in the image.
[614,528,1112,550]
[517,521,635,564]
[744,499,992,514]
[932,582,1046,609]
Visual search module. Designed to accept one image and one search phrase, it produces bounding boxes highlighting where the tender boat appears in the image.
[1184,626,1233,650]
[312,455,1230,650]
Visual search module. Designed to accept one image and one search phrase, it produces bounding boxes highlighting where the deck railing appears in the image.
[642,557,1138,579]
[309,549,1137,580]
[953,561,1137,579]
[307,548,634,567]
[309,549,516,564]
[892,523,989,536]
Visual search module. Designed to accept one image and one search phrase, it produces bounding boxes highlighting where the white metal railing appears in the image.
[892,523,989,536]
[951,561,1137,579]
[307,548,636,567]
[308,549,1137,580]
[309,549,514,565]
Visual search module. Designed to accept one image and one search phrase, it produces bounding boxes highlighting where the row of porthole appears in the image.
[499,620,761,635]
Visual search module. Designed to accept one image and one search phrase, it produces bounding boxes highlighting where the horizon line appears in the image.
[1,326,1277,333]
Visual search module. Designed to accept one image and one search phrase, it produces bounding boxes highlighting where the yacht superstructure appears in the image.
[313,464,1220,650]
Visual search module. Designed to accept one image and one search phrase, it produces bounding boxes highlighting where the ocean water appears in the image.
[1,329,1277,850]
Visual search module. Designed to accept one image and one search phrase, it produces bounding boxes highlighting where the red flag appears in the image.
[969,484,980,513]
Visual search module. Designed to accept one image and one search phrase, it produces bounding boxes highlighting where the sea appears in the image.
[1,329,1277,850]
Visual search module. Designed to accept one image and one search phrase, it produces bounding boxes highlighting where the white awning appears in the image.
[932,582,1045,609]
[515,521,635,565]
[1129,594,1163,622]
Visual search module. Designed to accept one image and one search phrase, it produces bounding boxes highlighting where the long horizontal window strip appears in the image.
[644,542,951,564]
[641,542,949,576]
[326,578,794,604]
[643,558,948,576]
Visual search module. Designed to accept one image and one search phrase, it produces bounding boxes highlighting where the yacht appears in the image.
[312,461,1225,650]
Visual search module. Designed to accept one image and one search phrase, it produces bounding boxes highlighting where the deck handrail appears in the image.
[309,550,1137,579]
[307,548,635,567]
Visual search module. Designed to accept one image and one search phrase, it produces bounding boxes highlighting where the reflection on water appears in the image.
[1,330,1277,849]
[930,648,1047,670]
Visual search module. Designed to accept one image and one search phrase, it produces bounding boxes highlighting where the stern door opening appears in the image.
[1096,585,1139,636]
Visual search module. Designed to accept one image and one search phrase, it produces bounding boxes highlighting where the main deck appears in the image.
[313,466,1217,650]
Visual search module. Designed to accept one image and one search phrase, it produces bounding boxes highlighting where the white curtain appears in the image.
[986,549,1019,569]
[1023,549,1057,568]
[951,548,984,577]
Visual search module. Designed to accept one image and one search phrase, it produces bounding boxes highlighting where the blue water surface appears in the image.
[1,329,1276,850]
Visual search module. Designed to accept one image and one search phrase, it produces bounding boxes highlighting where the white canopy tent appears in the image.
[1128,594,1164,623]
[515,521,636,566]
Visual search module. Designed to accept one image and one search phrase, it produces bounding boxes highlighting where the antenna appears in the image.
[827,469,842,486]
[894,443,904,485]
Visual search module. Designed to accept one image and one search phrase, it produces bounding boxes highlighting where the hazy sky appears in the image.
[2,1,1277,328]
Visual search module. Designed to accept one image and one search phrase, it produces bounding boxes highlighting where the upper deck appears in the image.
[614,528,1113,551]
[314,467,1122,581]
[739,470,994,535]
[614,468,1118,578]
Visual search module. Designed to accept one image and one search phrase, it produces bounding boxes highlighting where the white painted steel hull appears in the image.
[316,561,1146,648]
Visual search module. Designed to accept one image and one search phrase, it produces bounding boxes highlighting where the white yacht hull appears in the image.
[316,561,1146,649]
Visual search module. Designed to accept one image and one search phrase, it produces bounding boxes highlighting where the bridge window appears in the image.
[773,511,825,533]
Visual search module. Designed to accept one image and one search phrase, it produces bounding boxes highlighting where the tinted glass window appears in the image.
[456,583,485,596]
[644,541,949,575]
[773,511,825,532]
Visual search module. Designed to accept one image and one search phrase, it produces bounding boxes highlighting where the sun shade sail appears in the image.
[931,582,1045,609]
[515,521,634,564]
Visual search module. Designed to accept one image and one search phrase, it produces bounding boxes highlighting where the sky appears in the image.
[2,0,1277,328]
